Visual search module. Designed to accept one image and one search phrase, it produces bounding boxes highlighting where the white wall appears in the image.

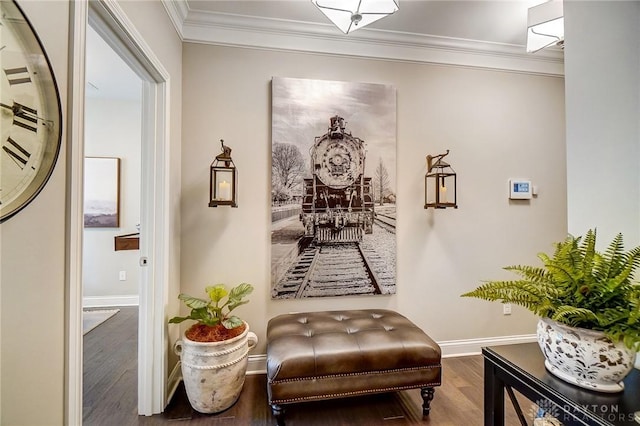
[0,1,182,423]
[181,44,567,354]
[84,97,142,304]
[564,1,640,247]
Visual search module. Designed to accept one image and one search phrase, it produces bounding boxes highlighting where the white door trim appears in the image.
[66,0,171,420]
[137,76,170,416]
[65,2,88,424]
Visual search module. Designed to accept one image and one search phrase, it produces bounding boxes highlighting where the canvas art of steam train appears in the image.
[300,115,375,243]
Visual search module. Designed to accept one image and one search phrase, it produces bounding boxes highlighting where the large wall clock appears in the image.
[0,0,62,223]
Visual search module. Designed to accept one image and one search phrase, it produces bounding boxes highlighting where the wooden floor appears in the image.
[84,306,531,425]
[83,306,139,425]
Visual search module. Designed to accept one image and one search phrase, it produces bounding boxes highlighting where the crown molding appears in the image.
[161,0,188,39]
[163,4,564,76]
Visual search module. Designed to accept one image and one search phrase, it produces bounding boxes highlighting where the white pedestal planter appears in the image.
[537,317,635,393]
[174,323,258,413]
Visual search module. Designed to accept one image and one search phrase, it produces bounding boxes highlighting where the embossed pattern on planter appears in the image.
[175,323,258,413]
[537,317,635,392]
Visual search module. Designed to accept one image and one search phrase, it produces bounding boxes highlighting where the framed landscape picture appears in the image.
[84,157,120,228]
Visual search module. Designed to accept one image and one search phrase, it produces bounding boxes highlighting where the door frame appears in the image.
[66,0,170,422]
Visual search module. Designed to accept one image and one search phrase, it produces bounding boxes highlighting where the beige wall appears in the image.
[0,1,182,424]
[84,98,142,302]
[0,1,68,423]
[181,43,567,354]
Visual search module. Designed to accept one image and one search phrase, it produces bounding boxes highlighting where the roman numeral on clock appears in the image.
[13,103,38,133]
[3,137,31,169]
[4,67,31,85]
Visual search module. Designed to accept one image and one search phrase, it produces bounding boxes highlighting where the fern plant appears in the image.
[462,230,640,350]
[169,282,253,330]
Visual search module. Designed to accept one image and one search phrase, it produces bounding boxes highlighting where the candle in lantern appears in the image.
[439,182,447,203]
[218,180,231,200]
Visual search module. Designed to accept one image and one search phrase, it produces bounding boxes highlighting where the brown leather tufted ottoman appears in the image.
[266,309,441,425]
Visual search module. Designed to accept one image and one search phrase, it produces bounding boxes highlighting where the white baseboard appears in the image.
[247,355,267,375]
[167,362,182,405]
[83,295,139,307]
[244,334,538,374]
[439,334,538,358]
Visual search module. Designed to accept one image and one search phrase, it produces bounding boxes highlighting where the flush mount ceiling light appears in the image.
[311,0,399,34]
[526,0,564,53]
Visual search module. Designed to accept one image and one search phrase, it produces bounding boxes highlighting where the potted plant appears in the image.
[170,282,257,413]
[462,229,640,392]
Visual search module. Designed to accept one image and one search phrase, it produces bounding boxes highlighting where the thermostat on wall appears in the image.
[509,179,532,199]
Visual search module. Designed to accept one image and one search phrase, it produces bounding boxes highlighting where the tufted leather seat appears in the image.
[266,309,441,425]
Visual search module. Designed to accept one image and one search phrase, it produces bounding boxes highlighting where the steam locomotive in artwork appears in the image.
[301,116,375,242]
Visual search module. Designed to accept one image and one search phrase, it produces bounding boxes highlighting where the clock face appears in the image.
[0,0,62,222]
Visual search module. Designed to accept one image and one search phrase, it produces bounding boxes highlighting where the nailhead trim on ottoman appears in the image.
[266,309,442,425]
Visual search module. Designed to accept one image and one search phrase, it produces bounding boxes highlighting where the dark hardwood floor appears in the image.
[84,306,532,425]
[83,306,139,425]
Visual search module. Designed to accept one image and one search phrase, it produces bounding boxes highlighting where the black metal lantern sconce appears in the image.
[425,150,457,209]
[209,139,238,208]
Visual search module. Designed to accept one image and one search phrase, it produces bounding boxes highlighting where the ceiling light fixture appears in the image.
[526,0,564,53]
[311,0,399,34]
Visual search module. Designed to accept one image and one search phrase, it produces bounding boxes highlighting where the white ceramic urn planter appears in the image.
[174,322,258,413]
[537,317,636,393]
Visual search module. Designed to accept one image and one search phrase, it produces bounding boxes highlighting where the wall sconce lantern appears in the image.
[425,150,457,209]
[209,139,237,208]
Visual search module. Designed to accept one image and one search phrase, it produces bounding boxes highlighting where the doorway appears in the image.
[82,22,143,422]
[67,0,171,421]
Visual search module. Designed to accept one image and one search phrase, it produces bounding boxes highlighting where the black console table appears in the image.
[483,343,640,426]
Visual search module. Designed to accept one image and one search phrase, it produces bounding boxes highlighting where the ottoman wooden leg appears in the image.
[271,404,285,426]
[421,387,436,416]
